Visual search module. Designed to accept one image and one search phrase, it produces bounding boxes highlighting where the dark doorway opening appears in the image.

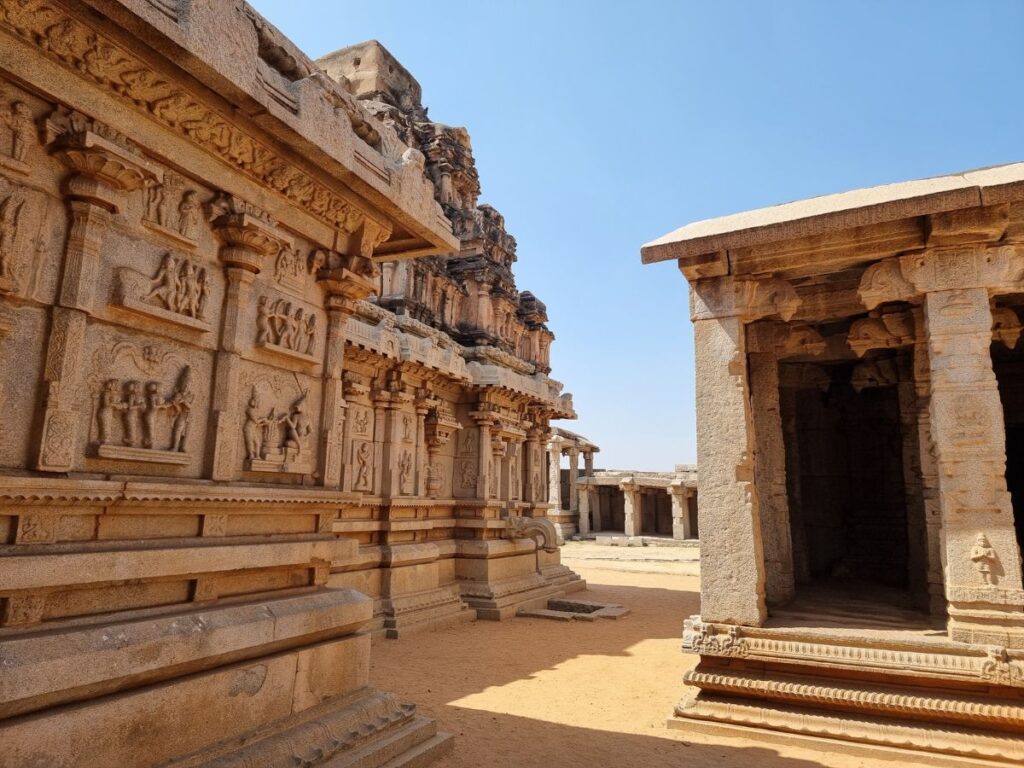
[993,343,1024,557]
[781,360,920,609]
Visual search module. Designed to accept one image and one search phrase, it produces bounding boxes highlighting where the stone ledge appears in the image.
[0,588,371,719]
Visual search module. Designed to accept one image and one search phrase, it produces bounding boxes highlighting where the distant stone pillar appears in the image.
[471,409,494,501]
[578,482,591,535]
[547,440,562,510]
[567,446,580,514]
[621,482,642,537]
[669,482,691,540]
[584,450,595,476]
[524,428,546,503]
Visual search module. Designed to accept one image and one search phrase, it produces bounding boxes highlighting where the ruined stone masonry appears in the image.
[0,3,581,766]
[644,167,1024,765]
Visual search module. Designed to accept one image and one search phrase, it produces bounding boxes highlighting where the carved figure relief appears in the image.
[95,366,194,463]
[459,458,477,489]
[353,440,372,490]
[143,174,200,244]
[274,246,306,293]
[243,388,312,473]
[0,98,33,175]
[256,296,317,358]
[401,414,412,442]
[971,534,998,586]
[143,252,209,320]
[398,449,412,494]
[351,406,371,436]
[0,185,24,291]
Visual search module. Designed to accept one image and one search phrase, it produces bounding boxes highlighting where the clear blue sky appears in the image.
[251,0,1024,470]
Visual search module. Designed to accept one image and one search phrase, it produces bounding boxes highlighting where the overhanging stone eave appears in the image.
[73,0,458,258]
[640,161,1024,268]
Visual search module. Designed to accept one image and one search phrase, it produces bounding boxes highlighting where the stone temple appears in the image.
[0,3,583,765]
[3,2,1024,767]
[644,166,1024,764]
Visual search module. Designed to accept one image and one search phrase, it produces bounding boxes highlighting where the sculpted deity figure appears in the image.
[398,450,412,492]
[256,296,272,344]
[166,366,194,452]
[5,102,32,162]
[144,183,164,224]
[142,382,166,449]
[97,379,123,445]
[176,259,196,316]
[122,380,145,447]
[304,314,316,355]
[178,190,200,240]
[146,252,178,311]
[353,408,369,435]
[0,192,23,282]
[280,391,311,458]
[355,442,371,489]
[196,267,210,319]
[243,388,267,460]
[971,534,998,586]
[460,458,477,489]
[402,414,412,442]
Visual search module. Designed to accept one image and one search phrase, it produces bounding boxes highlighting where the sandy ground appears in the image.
[370,561,880,768]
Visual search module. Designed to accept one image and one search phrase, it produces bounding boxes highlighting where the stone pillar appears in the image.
[37,131,159,472]
[584,450,595,477]
[371,388,390,497]
[688,275,797,626]
[523,427,545,503]
[578,482,591,535]
[923,286,1024,644]
[471,410,494,500]
[208,200,291,481]
[621,482,642,537]
[318,295,355,488]
[414,394,429,498]
[669,482,691,540]
[547,439,562,510]
[567,446,580,514]
[748,322,796,606]
[911,322,946,616]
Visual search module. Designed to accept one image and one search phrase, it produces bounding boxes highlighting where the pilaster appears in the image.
[688,273,798,625]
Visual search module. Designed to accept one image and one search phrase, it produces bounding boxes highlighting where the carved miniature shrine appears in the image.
[644,167,1024,764]
[0,3,580,766]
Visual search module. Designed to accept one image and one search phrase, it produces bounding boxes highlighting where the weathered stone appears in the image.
[645,165,1024,763]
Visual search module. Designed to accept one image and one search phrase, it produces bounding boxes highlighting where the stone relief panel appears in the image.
[239,362,320,476]
[114,251,213,333]
[453,422,478,499]
[141,171,202,248]
[84,334,211,473]
[255,294,319,363]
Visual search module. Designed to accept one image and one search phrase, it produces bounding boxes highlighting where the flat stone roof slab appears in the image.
[641,162,1024,264]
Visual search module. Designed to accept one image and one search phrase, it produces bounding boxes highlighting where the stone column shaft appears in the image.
[749,325,795,605]
[578,484,591,534]
[547,443,562,510]
[692,311,767,625]
[924,287,1024,645]
[622,485,642,537]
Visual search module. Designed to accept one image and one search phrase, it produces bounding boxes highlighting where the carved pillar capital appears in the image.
[210,196,291,274]
[859,244,1024,311]
[691,275,800,323]
[53,130,161,212]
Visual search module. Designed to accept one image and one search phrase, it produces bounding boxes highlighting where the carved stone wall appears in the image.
[0,3,580,767]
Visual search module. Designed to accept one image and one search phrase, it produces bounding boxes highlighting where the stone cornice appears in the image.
[0,0,455,254]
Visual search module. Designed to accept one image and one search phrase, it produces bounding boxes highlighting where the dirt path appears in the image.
[370,566,877,768]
